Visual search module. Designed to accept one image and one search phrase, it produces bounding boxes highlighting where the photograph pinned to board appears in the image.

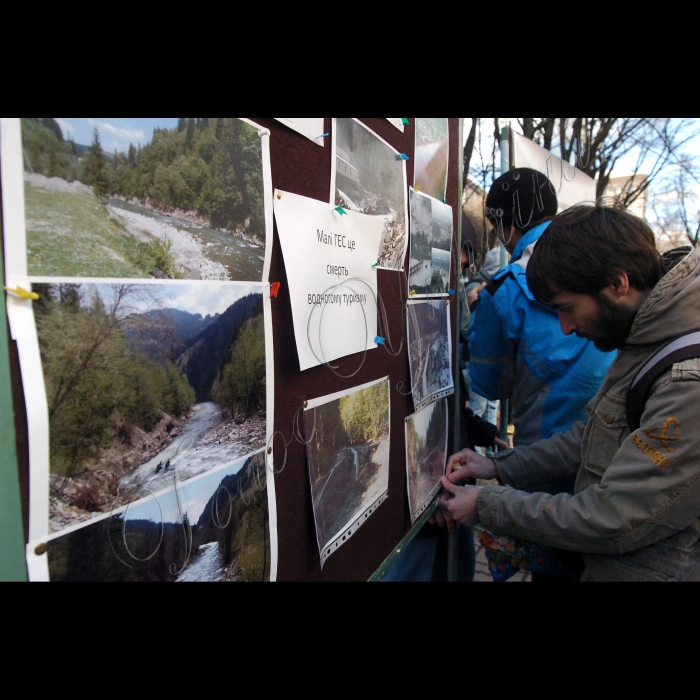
[414,118,449,203]
[274,118,326,146]
[273,188,383,372]
[2,118,269,282]
[407,299,454,411]
[304,377,390,567]
[409,188,454,297]
[386,118,406,132]
[405,398,448,523]
[38,450,270,582]
[18,280,273,583]
[331,118,409,271]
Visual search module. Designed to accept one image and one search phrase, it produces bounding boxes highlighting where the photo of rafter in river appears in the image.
[409,188,454,297]
[414,118,449,203]
[405,399,448,523]
[304,377,390,565]
[331,118,408,271]
[31,281,267,536]
[407,300,454,411]
[44,451,270,582]
[16,118,268,281]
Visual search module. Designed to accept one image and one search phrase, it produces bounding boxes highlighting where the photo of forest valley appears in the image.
[408,300,453,408]
[34,282,267,534]
[304,380,390,557]
[405,399,448,521]
[46,451,270,582]
[414,118,449,202]
[334,118,407,269]
[409,190,454,296]
[20,118,266,281]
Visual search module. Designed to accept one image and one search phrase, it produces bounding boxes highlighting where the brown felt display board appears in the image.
[249,118,461,581]
[6,117,461,582]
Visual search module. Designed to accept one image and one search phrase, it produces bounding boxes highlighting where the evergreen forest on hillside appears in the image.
[21,117,266,242]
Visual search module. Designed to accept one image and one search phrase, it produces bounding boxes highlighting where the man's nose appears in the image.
[558,311,576,335]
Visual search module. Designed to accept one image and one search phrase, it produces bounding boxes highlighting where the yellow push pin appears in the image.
[4,286,39,301]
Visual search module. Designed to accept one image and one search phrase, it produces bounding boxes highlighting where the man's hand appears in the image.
[446,448,498,481]
[436,478,481,527]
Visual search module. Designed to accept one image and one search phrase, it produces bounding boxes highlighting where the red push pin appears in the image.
[270,282,281,298]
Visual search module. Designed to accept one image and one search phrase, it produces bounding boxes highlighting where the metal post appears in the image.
[498,125,510,447]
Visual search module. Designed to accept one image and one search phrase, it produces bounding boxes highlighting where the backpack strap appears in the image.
[626,329,700,432]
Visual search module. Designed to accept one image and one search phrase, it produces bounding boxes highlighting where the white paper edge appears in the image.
[257,124,278,582]
[273,118,325,147]
[404,397,449,523]
[386,118,405,133]
[406,300,455,412]
[413,118,450,203]
[330,118,409,273]
[408,186,453,300]
[304,374,389,411]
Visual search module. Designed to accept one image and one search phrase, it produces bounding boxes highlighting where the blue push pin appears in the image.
[397,153,409,161]
[317,133,330,140]
[449,289,455,296]
[375,336,386,345]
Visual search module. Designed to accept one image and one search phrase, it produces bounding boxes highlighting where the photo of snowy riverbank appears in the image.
[45,451,271,582]
[17,118,268,281]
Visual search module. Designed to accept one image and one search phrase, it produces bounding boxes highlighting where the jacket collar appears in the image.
[511,220,551,266]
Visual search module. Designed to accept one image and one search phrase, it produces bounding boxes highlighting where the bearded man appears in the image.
[436,204,700,581]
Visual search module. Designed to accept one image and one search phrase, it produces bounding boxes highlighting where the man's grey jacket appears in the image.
[479,246,700,581]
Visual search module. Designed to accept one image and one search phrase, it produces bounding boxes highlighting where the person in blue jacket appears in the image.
[469,167,615,460]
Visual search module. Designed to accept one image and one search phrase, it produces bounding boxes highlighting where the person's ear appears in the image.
[604,268,631,299]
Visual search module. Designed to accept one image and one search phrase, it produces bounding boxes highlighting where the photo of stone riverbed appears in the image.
[333,118,408,270]
[33,281,267,538]
[405,398,448,522]
[304,378,390,562]
[19,118,267,281]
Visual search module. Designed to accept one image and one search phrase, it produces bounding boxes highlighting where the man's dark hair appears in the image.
[485,167,558,233]
[527,204,666,305]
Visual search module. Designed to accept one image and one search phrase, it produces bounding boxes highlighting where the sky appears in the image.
[463,118,700,181]
[54,118,179,154]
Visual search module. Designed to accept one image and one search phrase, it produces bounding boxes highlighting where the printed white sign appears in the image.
[512,132,596,212]
[274,189,384,372]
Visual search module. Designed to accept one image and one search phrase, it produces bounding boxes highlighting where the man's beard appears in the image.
[586,293,637,352]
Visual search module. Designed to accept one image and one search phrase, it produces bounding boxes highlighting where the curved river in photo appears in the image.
[108,198,264,281]
[120,402,253,494]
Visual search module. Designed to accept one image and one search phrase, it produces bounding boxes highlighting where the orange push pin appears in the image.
[270,282,281,298]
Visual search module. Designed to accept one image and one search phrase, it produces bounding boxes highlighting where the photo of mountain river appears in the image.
[34,282,267,539]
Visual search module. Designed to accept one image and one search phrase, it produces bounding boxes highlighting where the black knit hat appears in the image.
[485,167,558,231]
